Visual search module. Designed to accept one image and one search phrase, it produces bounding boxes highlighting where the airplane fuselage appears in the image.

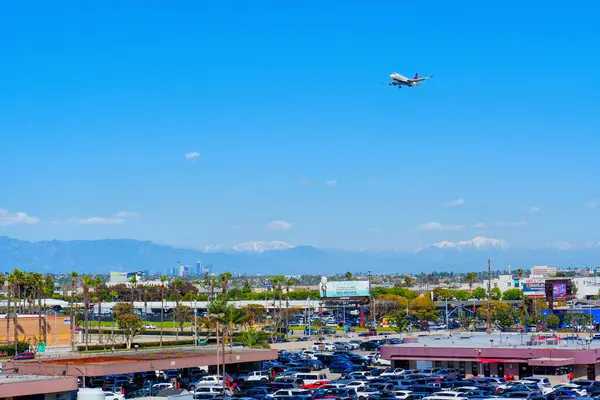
[389,73,418,87]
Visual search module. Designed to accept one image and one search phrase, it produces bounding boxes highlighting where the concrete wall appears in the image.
[0,314,71,346]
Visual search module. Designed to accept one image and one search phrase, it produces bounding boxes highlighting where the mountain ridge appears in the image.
[2,236,600,274]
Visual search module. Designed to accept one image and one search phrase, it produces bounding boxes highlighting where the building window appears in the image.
[459,362,466,376]
[434,361,442,368]
[471,362,479,377]
[447,361,454,369]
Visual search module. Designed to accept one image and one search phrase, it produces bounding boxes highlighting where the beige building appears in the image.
[531,266,557,277]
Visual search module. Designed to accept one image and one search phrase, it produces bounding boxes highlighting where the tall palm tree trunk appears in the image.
[6,284,11,345]
[160,284,165,347]
[37,286,42,340]
[84,289,89,351]
[13,285,19,349]
[70,279,75,350]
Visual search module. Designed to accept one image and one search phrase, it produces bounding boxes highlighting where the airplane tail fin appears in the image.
[413,73,419,80]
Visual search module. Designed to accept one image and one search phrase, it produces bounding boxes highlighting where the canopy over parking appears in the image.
[3,346,277,377]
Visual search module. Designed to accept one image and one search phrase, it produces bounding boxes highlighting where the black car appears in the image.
[359,341,381,351]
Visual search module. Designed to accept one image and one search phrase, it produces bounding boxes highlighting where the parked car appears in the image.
[144,324,157,329]
[10,351,35,360]
[244,371,271,382]
[359,341,381,351]
[313,342,336,351]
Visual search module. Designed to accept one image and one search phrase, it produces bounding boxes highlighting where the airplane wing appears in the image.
[412,74,434,82]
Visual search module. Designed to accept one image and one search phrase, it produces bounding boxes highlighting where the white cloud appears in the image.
[441,198,465,207]
[419,222,464,231]
[0,209,40,226]
[115,211,139,218]
[472,222,487,229]
[185,151,200,161]
[74,217,124,225]
[326,179,338,186]
[298,178,311,185]
[496,221,528,227]
[266,220,293,231]
[527,206,540,213]
[587,200,600,209]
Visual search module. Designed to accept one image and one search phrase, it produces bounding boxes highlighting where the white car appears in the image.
[345,381,368,388]
[144,324,157,329]
[373,356,391,366]
[245,371,271,382]
[194,387,223,395]
[104,392,125,400]
[380,367,404,377]
[392,390,413,400]
[189,375,224,390]
[312,342,335,351]
[551,383,587,396]
[274,389,310,397]
[151,383,174,392]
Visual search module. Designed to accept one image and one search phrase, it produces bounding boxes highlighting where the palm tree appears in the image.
[284,279,294,310]
[160,275,167,346]
[31,273,43,339]
[81,275,95,350]
[0,273,7,345]
[109,290,118,335]
[129,276,137,309]
[70,271,78,350]
[465,272,478,292]
[516,268,525,279]
[344,271,353,281]
[9,269,24,349]
[403,275,415,288]
[219,272,232,298]
[172,279,183,341]
[93,276,103,330]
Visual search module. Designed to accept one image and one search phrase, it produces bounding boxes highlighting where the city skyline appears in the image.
[1,2,600,251]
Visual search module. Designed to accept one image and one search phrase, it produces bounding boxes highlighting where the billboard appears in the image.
[552,283,567,297]
[319,279,370,298]
[522,278,545,297]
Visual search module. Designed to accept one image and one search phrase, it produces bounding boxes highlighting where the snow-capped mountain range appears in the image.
[4,235,600,274]
[204,241,296,253]
[415,236,510,252]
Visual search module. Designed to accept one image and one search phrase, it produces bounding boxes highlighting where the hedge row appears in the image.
[86,328,195,336]
[0,342,31,356]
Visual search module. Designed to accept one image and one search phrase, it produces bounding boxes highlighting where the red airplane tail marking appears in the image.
[413,73,419,80]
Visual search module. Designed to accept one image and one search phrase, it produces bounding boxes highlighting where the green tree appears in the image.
[493,304,517,330]
[471,287,487,300]
[490,287,502,300]
[403,275,415,288]
[547,313,560,328]
[502,288,525,300]
[345,272,353,281]
[174,304,194,334]
[117,313,144,349]
[113,302,134,319]
[465,272,478,291]
[455,290,470,301]
[238,328,270,349]
[410,294,439,321]
[390,311,410,333]
[242,280,252,294]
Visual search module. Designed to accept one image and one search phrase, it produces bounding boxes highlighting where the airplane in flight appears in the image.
[389,72,434,88]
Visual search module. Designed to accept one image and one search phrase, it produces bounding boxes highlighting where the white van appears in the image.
[294,373,328,385]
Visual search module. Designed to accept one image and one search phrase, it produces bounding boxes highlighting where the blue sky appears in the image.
[1,1,599,251]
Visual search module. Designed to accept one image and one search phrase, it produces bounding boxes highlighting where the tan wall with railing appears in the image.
[0,314,71,346]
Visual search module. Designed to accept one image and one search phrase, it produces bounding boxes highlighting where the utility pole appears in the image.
[487,258,492,334]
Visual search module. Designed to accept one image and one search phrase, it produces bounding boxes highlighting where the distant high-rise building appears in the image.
[196,261,201,276]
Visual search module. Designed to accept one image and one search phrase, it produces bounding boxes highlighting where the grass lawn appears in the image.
[90,321,193,329]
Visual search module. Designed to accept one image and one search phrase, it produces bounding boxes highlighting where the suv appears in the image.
[245,371,270,382]
[359,341,381,351]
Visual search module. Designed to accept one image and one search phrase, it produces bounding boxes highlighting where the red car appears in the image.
[11,351,35,360]
[302,380,328,389]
